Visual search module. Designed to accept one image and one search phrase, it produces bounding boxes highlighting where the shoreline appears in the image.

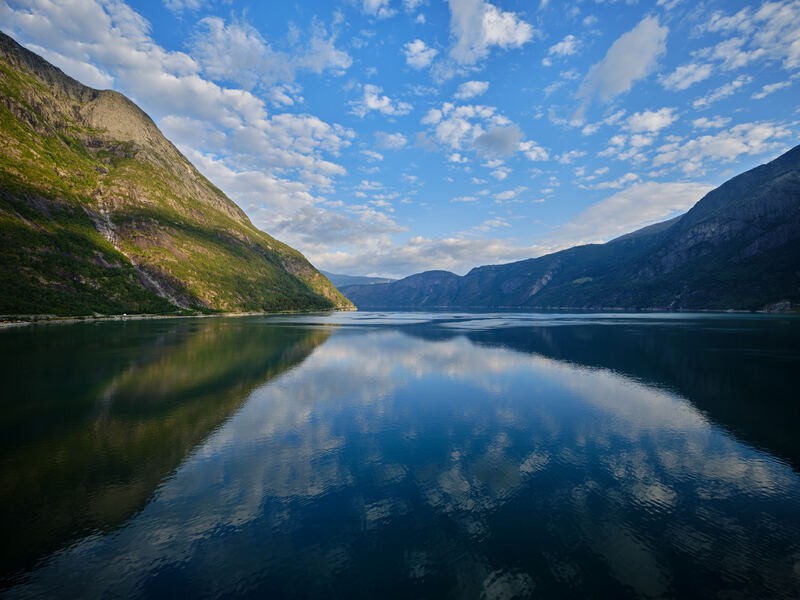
[3,304,798,329]
[0,307,357,329]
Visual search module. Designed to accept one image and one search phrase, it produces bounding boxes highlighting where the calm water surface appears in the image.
[1,312,800,599]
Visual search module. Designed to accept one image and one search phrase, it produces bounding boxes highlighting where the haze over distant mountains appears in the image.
[319,271,395,288]
[0,32,351,316]
[341,145,800,312]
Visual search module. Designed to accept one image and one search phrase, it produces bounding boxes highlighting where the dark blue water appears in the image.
[2,312,800,598]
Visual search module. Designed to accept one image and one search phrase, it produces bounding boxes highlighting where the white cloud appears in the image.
[626,108,678,133]
[375,132,408,149]
[519,140,549,161]
[191,17,351,90]
[692,75,752,109]
[351,84,413,117]
[163,0,211,13]
[423,102,511,152]
[447,0,534,65]
[362,0,397,19]
[22,43,115,88]
[556,150,586,164]
[472,216,511,230]
[580,109,626,137]
[490,166,510,180]
[494,186,527,203]
[589,172,640,190]
[752,81,792,99]
[404,0,426,11]
[660,63,713,91]
[653,121,792,174]
[544,34,579,65]
[703,1,800,71]
[454,80,489,100]
[316,234,542,277]
[691,116,730,129]
[550,182,713,247]
[578,16,668,104]
[403,39,438,69]
[360,149,384,162]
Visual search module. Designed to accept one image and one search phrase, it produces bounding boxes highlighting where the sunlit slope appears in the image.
[0,31,352,315]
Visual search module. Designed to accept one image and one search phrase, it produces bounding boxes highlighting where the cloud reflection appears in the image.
[8,323,800,599]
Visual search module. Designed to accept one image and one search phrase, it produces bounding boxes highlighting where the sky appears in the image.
[1,0,798,278]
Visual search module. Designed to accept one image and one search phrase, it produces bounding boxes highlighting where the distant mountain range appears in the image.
[342,145,800,311]
[0,31,352,316]
[320,270,395,288]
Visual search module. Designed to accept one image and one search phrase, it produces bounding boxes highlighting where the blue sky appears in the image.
[1,0,798,277]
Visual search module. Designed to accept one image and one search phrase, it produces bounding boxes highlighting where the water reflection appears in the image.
[3,314,800,598]
[0,319,330,581]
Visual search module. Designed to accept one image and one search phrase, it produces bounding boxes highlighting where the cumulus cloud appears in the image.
[691,116,730,129]
[703,1,800,71]
[315,234,543,277]
[403,39,438,69]
[21,43,115,88]
[454,80,489,100]
[752,81,792,99]
[626,108,678,133]
[653,121,792,174]
[351,84,413,117]
[519,140,549,161]
[422,102,511,152]
[660,62,713,91]
[362,0,397,19]
[163,0,212,13]
[375,132,409,149]
[404,0,426,11]
[543,34,580,65]
[549,182,713,247]
[190,17,351,90]
[474,125,523,157]
[578,16,668,104]
[447,0,534,65]
[692,75,752,109]
[588,172,640,190]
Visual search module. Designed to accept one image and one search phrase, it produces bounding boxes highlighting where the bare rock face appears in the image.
[343,146,800,311]
[0,31,352,315]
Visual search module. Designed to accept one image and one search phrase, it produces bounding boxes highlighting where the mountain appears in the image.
[0,31,352,316]
[342,145,800,311]
[319,270,395,288]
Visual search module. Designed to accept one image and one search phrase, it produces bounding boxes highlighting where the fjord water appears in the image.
[1,314,800,599]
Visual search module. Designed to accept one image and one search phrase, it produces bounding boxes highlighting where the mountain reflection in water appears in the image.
[0,318,330,580]
[2,313,799,599]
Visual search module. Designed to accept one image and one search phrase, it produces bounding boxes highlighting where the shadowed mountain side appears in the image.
[0,319,331,581]
[0,31,352,315]
[342,146,800,311]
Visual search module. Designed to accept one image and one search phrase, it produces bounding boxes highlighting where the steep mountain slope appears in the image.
[343,146,800,311]
[0,31,352,315]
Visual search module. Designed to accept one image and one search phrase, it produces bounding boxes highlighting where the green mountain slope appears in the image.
[342,145,800,311]
[0,31,352,316]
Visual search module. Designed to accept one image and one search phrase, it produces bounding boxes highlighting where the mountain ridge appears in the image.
[0,31,353,315]
[342,146,800,312]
